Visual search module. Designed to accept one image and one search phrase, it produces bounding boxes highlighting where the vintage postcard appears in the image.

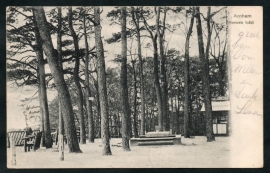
[6,6,263,168]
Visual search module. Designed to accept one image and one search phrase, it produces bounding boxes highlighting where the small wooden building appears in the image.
[201,97,230,135]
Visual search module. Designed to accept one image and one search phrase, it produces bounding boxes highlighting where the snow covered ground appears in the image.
[7,136,230,168]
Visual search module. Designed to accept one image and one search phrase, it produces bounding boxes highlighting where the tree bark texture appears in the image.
[176,89,181,134]
[94,7,112,155]
[183,9,194,138]
[93,78,101,138]
[143,11,163,132]
[195,7,215,142]
[131,61,139,138]
[57,7,64,136]
[153,39,163,132]
[120,7,131,151]
[155,7,169,131]
[83,13,95,143]
[33,7,82,152]
[131,7,145,136]
[68,7,86,144]
[32,10,52,148]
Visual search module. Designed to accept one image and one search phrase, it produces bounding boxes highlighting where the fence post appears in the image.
[7,133,10,148]
[58,134,64,161]
[11,137,16,165]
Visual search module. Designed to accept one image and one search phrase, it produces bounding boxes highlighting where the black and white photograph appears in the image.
[6,6,263,168]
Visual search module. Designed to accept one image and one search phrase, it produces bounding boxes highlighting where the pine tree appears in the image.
[94,7,112,155]
[33,6,82,152]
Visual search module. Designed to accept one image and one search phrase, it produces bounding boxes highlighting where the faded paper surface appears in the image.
[228,6,263,167]
[6,6,263,168]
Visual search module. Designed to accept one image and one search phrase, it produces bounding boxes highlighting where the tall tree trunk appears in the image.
[93,78,101,138]
[171,96,175,133]
[152,38,163,132]
[194,6,215,142]
[33,12,43,139]
[38,57,52,148]
[83,13,95,143]
[32,10,52,148]
[155,7,169,131]
[57,7,64,138]
[205,7,215,141]
[94,7,112,155]
[33,7,82,152]
[36,65,44,147]
[195,89,200,135]
[131,7,146,136]
[131,60,139,138]
[120,7,131,151]
[176,87,181,134]
[145,109,149,133]
[68,7,86,144]
[142,12,163,132]
[183,9,194,138]
[38,94,45,147]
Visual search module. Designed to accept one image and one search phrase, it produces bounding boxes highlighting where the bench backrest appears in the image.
[7,131,26,146]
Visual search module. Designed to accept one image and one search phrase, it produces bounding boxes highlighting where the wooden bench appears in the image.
[7,130,41,148]
[22,132,42,152]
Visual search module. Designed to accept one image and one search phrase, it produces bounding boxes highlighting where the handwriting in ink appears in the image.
[235,100,262,116]
[235,86,258,100]
[232,63,261,74]
[240,80,252,85]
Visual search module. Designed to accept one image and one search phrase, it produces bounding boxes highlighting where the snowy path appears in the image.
[7,136,230,168]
